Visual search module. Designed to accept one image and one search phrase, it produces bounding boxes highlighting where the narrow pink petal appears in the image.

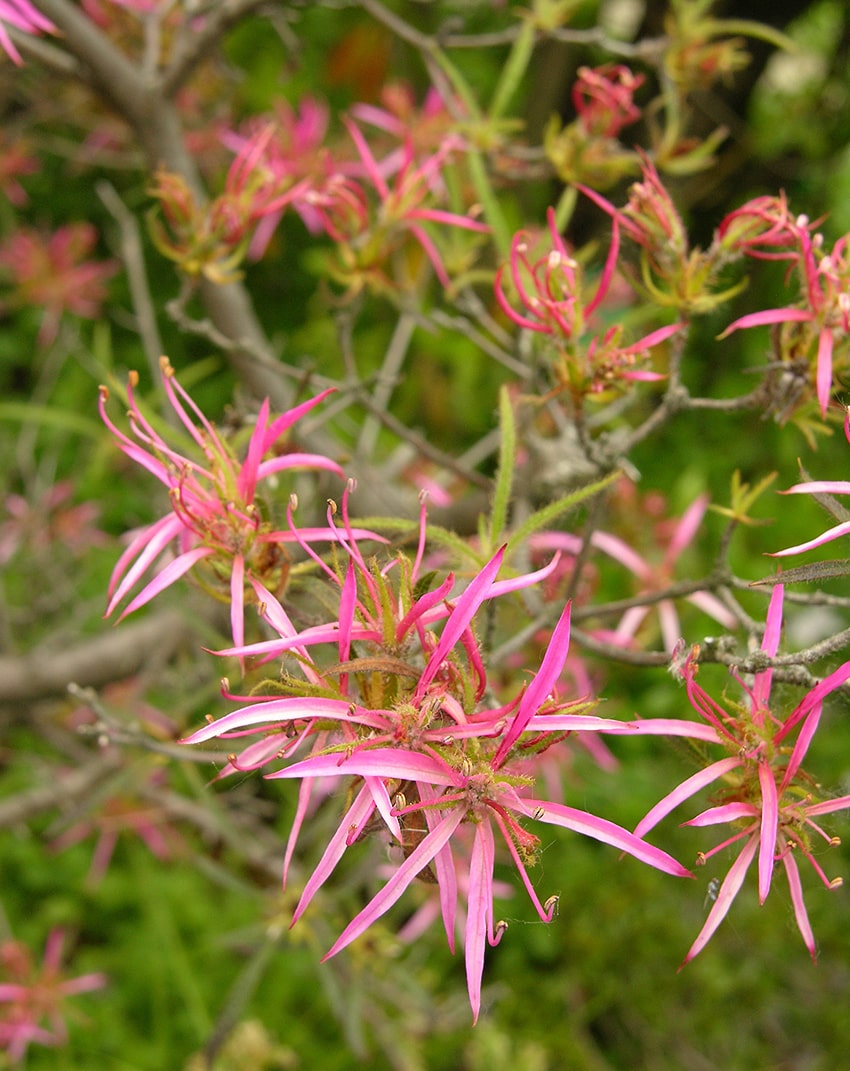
[529,799,691,877]
[182,696,360,743]
[256,452,344,479]
[284,769,320,887]
[590,530,651,580]
[554,716,721,743]
[415,547,505,698]
[323,806,466,960]
[291,784,375,925]
[720,307,812,336]
[486,553,564,598]
[753,584,783,711]
[634,756,743,838]
[667,495,708,562]
[782,851,816,960]
[685,590,739,629]
[396,573,455,642]
[262,388,336,449]
[802,794,850,818]
[770,519,850,557]
[494,601,572,766]
[777,658,850,741]
[684,802,758,826]
[781,480,850,496]
[466,820,495,1023]
[681,835,758,966]
[236,398,269,502]
[816,325,834,416]
[780,702,822,791]
[230,553,245,653]
[758,760,779,903]
[266,748,459,786]
[585,213,620,317]
[118,546,214,618]
[620,321,684,353]
[366,775,402,842]
[343,117,390,198]
[248,577,322,684]
[658,599,682,654]
[420,781,458,951]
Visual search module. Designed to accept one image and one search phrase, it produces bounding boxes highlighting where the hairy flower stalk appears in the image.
[186,487,696,1019]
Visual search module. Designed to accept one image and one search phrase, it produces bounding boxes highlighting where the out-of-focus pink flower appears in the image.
[186,491,692,1021]
[634,586,850,965]
[52,765,184,884]
[149,126,309,283]
[100,358,371,652]
[0,930,105,1064]
[589,490,737,652]
[297,117,487,295]
[0,1,54,65]
[223,98,334,256]
[0,223,118,346]
[572,65,644,139]
[0,482,108,566]
[495,206,680,400]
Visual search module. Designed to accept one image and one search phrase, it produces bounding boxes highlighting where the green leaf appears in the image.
[488,385,516,550]
[508,470,620,551]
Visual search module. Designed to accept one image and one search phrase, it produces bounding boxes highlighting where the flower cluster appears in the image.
[99,358,361,650]
[636,587,850,964]
[185,488,692,1020]
[495,206,681,402]
[545,65,644,188]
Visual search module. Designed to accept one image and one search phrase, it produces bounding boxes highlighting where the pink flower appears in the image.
[0,223,118,346]
[0,481,108,565]
[222,98,334,256]
[720,215,850,416]
[495,206,680,399]
[185,492,691,1021]
[0,931,105,1064]
[303,119,488,293]
[0,1,54,65]
[0,133,37,206]
[148,126,308,283]
[100,358,364,650]
[634,586,850,965]
[572,64,644,139]
[589,491,737,652]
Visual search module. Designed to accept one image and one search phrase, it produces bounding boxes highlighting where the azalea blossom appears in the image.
[100,358,365,650]
[0,930,105,1064]
[185,490,693,1020]
[634,586,850,965]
